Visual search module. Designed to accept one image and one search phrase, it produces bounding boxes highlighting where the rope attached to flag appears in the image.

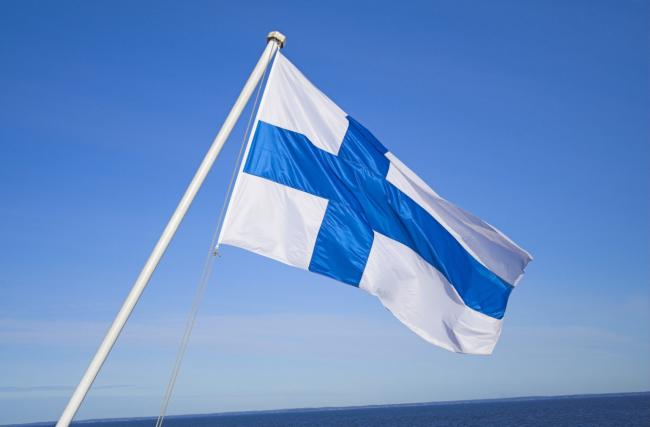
[153,47,274,427]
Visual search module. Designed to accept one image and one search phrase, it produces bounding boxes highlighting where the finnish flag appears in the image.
[218,52,532,355]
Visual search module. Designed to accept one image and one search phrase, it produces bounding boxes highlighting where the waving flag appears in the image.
[218,52,532,355]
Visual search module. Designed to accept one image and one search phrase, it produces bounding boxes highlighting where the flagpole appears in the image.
[55,31,286,427]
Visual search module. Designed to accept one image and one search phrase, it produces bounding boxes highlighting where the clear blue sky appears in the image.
[1,0,648,424]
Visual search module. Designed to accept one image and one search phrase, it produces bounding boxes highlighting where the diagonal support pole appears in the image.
[55,31,286,427]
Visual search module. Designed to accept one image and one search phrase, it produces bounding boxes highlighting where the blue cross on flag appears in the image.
[218,52,532,355]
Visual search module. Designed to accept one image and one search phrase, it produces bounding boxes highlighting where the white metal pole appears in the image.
[55,31,286,427]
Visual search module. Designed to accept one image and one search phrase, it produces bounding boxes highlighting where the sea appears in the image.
[11,392,650,427]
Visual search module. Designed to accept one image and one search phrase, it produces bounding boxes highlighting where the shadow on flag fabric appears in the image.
[218,52,532,355]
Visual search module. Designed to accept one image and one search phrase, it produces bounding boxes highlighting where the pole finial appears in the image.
[267,31,286,48]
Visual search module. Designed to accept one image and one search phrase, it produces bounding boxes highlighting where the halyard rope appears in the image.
[154,46,274,427]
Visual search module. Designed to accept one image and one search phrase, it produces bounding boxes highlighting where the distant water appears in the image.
[17,393,650,427]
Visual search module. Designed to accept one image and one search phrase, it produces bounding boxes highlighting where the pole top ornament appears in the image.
[267,31,286,48]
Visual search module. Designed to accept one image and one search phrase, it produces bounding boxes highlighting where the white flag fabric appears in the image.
[218,52,532,355]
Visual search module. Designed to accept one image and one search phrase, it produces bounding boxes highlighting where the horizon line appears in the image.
[6,390,649,427]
